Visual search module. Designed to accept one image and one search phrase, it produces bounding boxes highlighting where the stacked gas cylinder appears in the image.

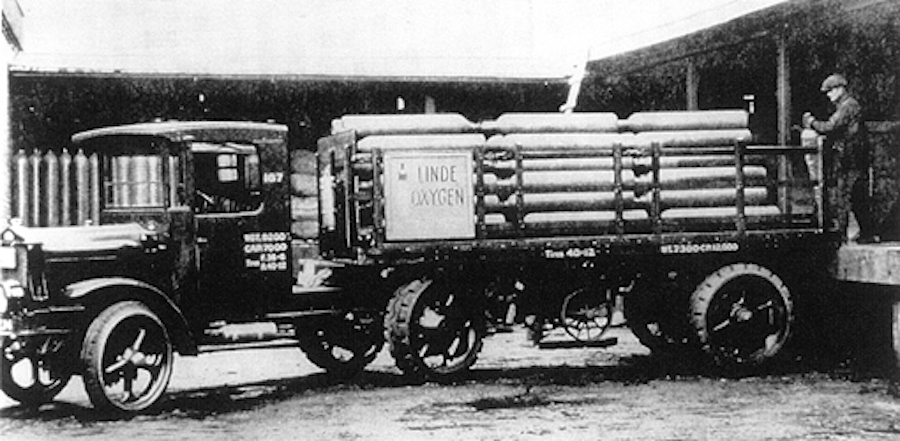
[332,110,779,238]
[291,149,319,239]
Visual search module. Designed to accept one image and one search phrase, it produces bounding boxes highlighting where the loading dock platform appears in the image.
[834,242,900,369]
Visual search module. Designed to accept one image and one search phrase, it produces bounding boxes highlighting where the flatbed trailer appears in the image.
[312,110,841,378]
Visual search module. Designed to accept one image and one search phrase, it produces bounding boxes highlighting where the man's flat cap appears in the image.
[821,74,848,92]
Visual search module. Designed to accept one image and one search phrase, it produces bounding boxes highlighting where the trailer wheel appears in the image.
[690,263,793,366]
[625,285,694,354]
[296,311,384,377]
[1,336,72,406]
[81,301,173,413]
[384,277,484,379]
[560,287,613,342]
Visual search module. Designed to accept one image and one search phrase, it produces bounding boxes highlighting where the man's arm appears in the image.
[811,99,860,134]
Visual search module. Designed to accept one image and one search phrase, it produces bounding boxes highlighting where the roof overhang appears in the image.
[2,0,23,51]
[586,0,899,76]
[72,120,287,144]
[10,66,569,85]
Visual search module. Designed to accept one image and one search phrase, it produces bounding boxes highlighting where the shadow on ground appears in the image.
[1,347,893,424]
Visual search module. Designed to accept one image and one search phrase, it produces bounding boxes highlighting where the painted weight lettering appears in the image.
[243,231,290,271]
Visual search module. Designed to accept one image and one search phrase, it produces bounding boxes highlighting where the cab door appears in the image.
[191,142,271,321]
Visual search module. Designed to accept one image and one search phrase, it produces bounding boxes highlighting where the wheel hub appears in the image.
[418,307,446,329]
[732,304,753,323]
[105,329,160,375]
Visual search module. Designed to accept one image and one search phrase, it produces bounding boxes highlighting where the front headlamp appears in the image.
[0,283,7,314]
[0,280,25,314]
[3,280,25,298]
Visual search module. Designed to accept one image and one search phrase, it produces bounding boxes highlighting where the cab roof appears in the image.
[71,120,287,144]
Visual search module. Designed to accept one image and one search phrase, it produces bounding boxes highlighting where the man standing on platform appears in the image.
[803,73,877,243]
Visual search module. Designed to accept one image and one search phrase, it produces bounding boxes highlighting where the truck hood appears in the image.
[8,223,156,253]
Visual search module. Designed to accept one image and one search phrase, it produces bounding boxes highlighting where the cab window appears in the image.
[193,142,262,214]
[102,147,175,209]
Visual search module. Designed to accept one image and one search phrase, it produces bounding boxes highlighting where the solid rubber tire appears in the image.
[81,301,173,413]
[690,263,793,366]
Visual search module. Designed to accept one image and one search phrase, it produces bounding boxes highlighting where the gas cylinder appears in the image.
[801,128,821,181]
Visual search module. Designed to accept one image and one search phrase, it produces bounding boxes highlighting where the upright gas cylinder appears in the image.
[801,128,821,182]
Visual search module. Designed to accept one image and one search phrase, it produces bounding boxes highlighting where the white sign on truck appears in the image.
[383,151,475,241]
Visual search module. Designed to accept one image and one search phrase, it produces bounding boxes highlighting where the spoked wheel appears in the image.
[690,263,793,366]
[296,311,384,377]
[560,287,612,342]
[1,336,72,406]
[625,283,695,355]
[81,301,173,413]
[385,278,484,379]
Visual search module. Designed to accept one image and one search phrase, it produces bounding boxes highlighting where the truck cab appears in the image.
[69,121,295,327]
[0,121,337,413]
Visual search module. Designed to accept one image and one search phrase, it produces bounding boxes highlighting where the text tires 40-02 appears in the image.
[384,278,484,380]
[80,301,173,413]
[690,263,793,366]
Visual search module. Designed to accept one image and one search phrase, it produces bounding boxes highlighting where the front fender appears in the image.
[65,277,166,300]
[65,277,198,355]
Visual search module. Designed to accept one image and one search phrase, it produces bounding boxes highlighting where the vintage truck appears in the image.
[1,121,383,413]
[0,110,835,413]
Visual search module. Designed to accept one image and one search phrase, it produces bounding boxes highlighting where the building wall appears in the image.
[1,0,23,220]
[7,76,565,154]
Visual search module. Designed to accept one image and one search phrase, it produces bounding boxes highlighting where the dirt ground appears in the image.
[3,326,900,441]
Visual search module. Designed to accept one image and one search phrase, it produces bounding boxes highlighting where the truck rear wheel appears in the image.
[625,283,695,355]
[81,301,173,413]
[1,336,72,406]
[690,263,793,366]
[384,277,484,379]
[296,311,384,377]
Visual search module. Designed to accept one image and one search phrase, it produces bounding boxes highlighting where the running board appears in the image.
[537,337,618,349]
[198,338,299,354]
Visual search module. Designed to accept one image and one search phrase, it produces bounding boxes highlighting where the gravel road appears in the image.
[3,326,900,440]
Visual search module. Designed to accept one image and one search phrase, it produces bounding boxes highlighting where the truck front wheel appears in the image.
[690,263,793,366]
[384,277,484,380]
[81,301,173,413]
[1,335,72,406]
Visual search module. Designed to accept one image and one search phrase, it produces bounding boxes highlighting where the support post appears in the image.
[894,295,900,371]
[686,60,699,111]
[776,33,791,146]
[424,95,437,114]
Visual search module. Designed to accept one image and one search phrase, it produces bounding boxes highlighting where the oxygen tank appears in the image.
[485,112,619,133]
[332,114,476,136]
[620,110,749,132]
[801,128,821,181]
